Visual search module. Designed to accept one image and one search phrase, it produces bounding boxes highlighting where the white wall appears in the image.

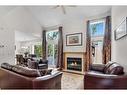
[0,7,42,65]
[112,6,127,72]
[4,7,42,37]
[62,11,111,53]
[15,41,21,54]
[63,18,87,52]
[0,19,15,65]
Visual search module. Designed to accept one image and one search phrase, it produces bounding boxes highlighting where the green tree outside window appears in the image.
[34,45,42,57]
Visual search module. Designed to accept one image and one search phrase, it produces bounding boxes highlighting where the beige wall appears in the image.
[112,6,127,72]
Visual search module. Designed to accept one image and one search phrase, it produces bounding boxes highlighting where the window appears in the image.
[47,30,58,40]
[34,44,42,57]
[46,29,59,68]
[90,20,105,37]
[90,19,105,64]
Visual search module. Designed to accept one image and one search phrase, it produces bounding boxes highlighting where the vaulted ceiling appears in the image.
[0,6,111,41]
[26,6,111,27]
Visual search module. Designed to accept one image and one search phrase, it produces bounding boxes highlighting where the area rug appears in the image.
[61,72,84,89]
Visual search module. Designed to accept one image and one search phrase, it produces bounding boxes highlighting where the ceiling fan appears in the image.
[52,5,76,14]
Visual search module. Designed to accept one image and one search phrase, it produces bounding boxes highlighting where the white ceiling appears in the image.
[26,6,111,27]
[0,6,111,41]
[15,30,40,42]
[0,6,16,18]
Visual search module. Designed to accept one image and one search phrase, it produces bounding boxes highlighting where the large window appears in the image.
[90,20,105,37]
[46,29,59,68]
[90,19,105,64]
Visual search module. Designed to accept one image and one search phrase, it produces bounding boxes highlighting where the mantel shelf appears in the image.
[63,52,86,54]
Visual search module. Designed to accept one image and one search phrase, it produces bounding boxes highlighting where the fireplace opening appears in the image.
[67,57,82,71]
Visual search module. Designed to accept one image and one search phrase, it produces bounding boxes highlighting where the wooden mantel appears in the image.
[64,52,85,54]
[63,52,86,74]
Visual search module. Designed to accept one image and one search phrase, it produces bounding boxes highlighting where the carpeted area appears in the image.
[61,72,84,89]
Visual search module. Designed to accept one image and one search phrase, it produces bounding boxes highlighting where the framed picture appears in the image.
[66,33,82,46]
[114,17,127,40]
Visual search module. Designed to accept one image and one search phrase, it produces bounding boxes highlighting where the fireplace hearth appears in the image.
[67,57,82,71]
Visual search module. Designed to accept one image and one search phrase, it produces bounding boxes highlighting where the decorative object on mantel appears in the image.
[66,33,82,46]
[114,17,127,40]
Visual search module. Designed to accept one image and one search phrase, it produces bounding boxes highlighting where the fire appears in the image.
[71,62,77,66]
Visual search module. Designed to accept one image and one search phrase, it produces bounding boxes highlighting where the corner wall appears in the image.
[0,19,15,65]
[112,6,127,72]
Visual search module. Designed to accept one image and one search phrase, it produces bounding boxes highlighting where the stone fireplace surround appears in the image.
[63,52,85,74]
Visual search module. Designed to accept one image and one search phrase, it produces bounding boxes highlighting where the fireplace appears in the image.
[67,57,82,71]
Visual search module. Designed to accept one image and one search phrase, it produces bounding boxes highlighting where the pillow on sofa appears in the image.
[38,69,52,76]
[103,61,115,73]
[103,61,124,75]
[12,65,40,77]
[105,63,124,75]
[1,63,14,70]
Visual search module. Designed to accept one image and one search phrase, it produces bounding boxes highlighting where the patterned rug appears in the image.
[61,72,84,89]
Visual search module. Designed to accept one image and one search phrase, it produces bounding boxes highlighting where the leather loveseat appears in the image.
[0,63,62,89]
[84,61,127,89]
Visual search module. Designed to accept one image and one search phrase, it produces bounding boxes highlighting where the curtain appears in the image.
[85,21,92,71]
[57,26,63,70]
[102,16,111,64]
[42,30,47,59]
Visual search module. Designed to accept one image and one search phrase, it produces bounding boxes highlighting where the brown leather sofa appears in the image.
[84,61,127,89]
[0,63,62,89]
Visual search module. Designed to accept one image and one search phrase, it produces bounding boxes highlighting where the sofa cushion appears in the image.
[38,69,52,76]
[12,65,40,77]
[1,63,14,70]
[12,65,52,77]
[90,64,105,72]
[103,61,115,73]
[1,63,52,77]
[105,63,124,75]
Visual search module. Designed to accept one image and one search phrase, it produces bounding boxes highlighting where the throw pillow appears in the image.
[107,63,124,75]
[1,63,14,70]
[38,69,52,76]
[103,61,115,73]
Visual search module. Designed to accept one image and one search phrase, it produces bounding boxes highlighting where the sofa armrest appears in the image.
[89,64,105,72]
[84,72,127,89]
[32,72,62,89]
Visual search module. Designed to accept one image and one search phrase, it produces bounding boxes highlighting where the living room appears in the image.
[1,1,127,93]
